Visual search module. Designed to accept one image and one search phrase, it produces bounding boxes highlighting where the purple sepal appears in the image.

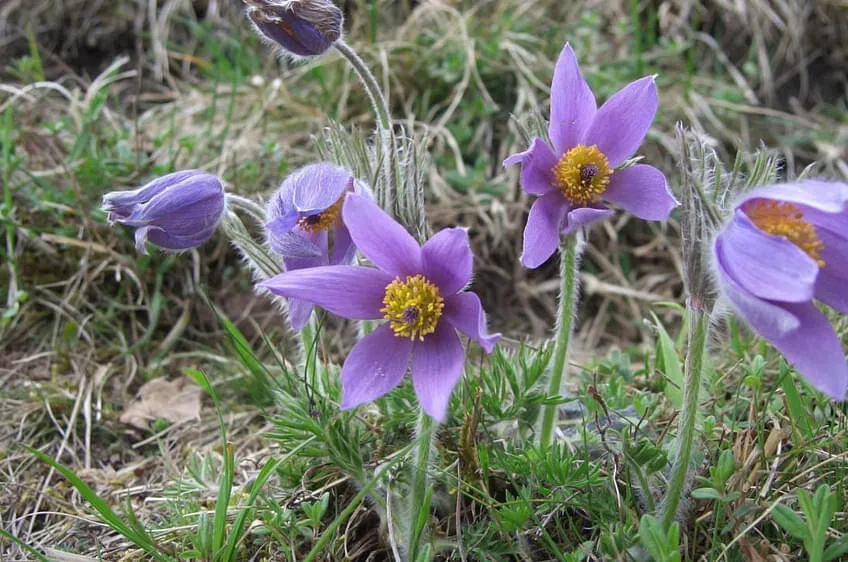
[103,170,225,253]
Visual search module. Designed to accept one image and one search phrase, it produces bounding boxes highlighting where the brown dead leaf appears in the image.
[120,376,203,430]
[739,537,768,562]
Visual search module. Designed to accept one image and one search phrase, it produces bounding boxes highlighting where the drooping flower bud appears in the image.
[102,170,225,254]
[243,0,343,58]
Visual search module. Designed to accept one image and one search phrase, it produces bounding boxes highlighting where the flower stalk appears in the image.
[407,408,434,561]
[539,234,581,448]
[226,193,268,225]
[333,40,401,216]
[221,211,282,279]
[660,304,709,531]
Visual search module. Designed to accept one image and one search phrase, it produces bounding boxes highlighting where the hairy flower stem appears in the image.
[333,40,400,216]
[660,306,710,531]
[221,211,282,279]
[407,409,434,561]
[539,235,581,448]
[225,193,268,225]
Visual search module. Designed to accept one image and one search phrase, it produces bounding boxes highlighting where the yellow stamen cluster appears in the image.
[551,144,612,206]
[381,274,445,341]
[296,197,343,233]
[744,200,825,266]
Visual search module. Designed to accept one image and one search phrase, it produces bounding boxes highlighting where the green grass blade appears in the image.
[780,363,813,440]
[0,528,51,562]
[212,442,235,559]
[221,435,318,562]
[303,442,414,562]
[651,312,683,409]
[25,446,170,561]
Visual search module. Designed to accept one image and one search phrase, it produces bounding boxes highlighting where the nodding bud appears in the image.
[243,0,343,58]
[102,171,226,255]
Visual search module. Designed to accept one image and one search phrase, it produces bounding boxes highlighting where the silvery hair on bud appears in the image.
[243,0,344,59]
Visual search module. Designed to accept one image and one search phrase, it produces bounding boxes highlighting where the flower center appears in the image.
[551,144,612,206]
[381,274,445,341]
[743,200,825,266]
[296,197,343,233]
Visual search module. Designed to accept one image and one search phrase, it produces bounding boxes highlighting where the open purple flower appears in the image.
[259,193,500,421]
[265,163,361,329]
[504,44,678,268]
[102,170,225,254]
[713,180,848,400]
[244,0,343,58]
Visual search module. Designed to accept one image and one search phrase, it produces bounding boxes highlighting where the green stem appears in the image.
[221,211,282,279]
[333,40,400,215]
[539,235,580,448]
[660,306,710,531]
[407,409,434,560]
[225,193,267,225]
[2,105,20,313]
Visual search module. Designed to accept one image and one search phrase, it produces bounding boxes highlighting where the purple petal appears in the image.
[340,324,412,410]
[521,192,570,269]
[258,265,393,320]
[342,193,422,276]
[410,323,465,421]
[548,44,596,154]
[734,180,848,244]
[289,163,352,214]
[287,298,314,330]
[735,180,848,216]
[283,250,329,274]
[717,210,817,303]
[604,164,678,220]
[145,224,218,251]
[267,185,295,224]
[503,138,558,196]
[134,226,158,254]
[102,170,203,213]
[123,174,224,227]
[266,214,298,237]
[444,292,500,353]
[561,206,614,236]
[815,228,848,313]
[805,207,848,237]
[281,251,329,330]
[814,270,848,315]
[247,5,340,57]
[268,220,324,258]
[769,301,848,401]
[330,223,356,265]
[422,227,473,295]
[583,76,657,167]
[713,239,801,340]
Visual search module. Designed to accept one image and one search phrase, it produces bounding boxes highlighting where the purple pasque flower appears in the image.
[504,44,678,268]
[102,170,225,254]
[244,0,343,58]
[259,193,501,421]
[713,180,848,400]
[265,163,361,329]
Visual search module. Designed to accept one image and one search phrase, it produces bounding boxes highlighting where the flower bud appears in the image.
[675,125,721,312]
[244,0,343,58]
[102,170,225,254]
